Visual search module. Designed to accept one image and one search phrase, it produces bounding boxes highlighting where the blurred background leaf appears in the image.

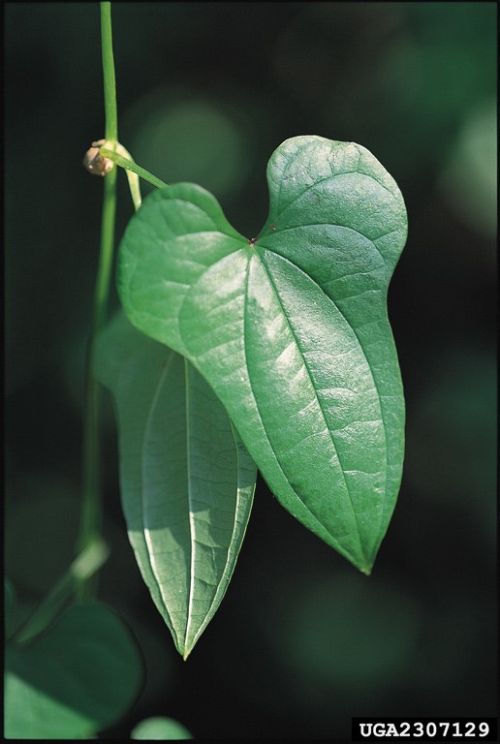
[131,715,192,740]
[5,2,496,739]
[438,100,497,239]
[5,603,143,739]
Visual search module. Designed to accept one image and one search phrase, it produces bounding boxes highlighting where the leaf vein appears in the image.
[265,250,389,550]
[274,169,395,224]
[260,251,367,563]
[243,256,362,567]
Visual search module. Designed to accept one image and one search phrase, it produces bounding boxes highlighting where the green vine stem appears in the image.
[77,2,119,593]
[10,538,109,647]
[78,0,167,599]
[11,2,161,640]
[78,2,165,596]
[101,1,118,142]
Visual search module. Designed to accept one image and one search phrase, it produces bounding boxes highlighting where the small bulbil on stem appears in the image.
[83,139,115,177]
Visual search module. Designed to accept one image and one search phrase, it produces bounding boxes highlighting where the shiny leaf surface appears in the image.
[118,136,407,572]
[95,314,256,657]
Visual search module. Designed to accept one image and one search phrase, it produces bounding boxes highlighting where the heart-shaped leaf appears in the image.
[95,313,256,657]
[118,136,407,573]
[4,603,142,739]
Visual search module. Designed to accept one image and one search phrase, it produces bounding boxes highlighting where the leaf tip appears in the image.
[178,637,195,661]
[343,545,375,576]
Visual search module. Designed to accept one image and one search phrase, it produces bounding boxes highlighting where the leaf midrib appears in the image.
[183,359,196,654]
[241,255,365,568]
[259,246,390,554]
[186,424,249,655]
[258,249,368,565]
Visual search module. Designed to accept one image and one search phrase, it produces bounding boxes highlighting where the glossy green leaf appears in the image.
[132,716,193,740]
[118,135,407,573]
[4,603,142,739]
[95,313,256,657]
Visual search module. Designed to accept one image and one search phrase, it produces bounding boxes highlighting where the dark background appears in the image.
[5,2,497,739]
